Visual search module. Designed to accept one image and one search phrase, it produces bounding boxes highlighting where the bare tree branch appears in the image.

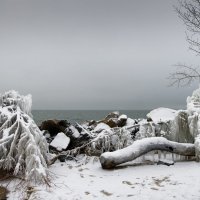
[168,64,200,87]
[169,0,200,87]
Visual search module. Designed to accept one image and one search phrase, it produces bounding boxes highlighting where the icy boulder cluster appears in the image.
[138,88,200,161]
[40,111,139,157]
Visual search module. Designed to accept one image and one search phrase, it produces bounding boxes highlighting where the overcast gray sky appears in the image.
[0,0,198,110]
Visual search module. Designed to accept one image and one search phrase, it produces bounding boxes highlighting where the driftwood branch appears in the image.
[100,137,195,169]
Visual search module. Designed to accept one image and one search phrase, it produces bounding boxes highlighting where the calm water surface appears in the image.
[32,110,150,125]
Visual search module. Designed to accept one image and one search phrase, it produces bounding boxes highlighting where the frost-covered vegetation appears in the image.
[0,91,48,183]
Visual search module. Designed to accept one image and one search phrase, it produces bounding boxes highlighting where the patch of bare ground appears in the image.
[0,169,13,181]
[0,186,8,200]
[100,190,113,196]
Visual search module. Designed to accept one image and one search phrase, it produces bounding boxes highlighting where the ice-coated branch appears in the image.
[100,137,195,169]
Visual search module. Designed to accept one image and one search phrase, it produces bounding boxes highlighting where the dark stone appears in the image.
[104,119,118,128]
[58,155,77,162]
[88,120,97,126]
[39,119,70,137]
[157,160,174,166]
[147,117,153,122]
[65,131,91,150]
[58,155,67,162]
[117,117,127,127]
[104,112,119,120]
[99,112,119,128]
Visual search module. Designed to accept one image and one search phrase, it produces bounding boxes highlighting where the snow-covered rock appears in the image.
[93,123,110,132]
[118,114,127,120]
[69,125,80,138]
[147,107,177,123]
[125,118,135,126]
[50,132,70,151]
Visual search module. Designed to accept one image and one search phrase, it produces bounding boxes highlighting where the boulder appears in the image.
[104,111,119,120]
[50,132,70,151]
[117,114,128,127]
[98,112,128,128]
[98,111,119,128]
[39,119,70,136]
[94,123,110,132]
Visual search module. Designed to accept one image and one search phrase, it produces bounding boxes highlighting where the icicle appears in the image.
[158,150,161,160]
[172,153,175,162]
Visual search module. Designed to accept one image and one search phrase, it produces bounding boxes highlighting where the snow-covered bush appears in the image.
[86,127,132,156]
[0,90,48,183]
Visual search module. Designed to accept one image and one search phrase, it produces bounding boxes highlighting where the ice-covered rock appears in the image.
[125,118,136,126]
[50,132,70,151]
[147,107,177,123]
[118,114,127,127]
[93,123,110,132]
[118,114,127,120]
[69,125,80,138]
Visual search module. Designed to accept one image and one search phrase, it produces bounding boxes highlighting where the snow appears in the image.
[93,122,110,132]
[119,114,127,120]
[147,107,177,123]
[69,125,80,138]
[125,117,135,126]
[4,155,200,200]
[50,132,70,151]
[0,90,32,116]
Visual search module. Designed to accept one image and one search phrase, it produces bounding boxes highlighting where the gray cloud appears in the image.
[0,0,198,109]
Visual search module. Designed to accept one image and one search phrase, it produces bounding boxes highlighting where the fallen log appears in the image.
[100,137,195,169]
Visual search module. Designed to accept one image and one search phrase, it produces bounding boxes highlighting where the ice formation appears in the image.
[86,127,133,156]
[138,88,200,160]
[185,88,200,159]
[0,90,48,182]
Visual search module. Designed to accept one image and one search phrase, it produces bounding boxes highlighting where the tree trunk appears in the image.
[100,137,195,169]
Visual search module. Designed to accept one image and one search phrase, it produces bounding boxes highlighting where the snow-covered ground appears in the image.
[4,155,200,200]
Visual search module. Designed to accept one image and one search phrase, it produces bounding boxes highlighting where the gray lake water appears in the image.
[32,110,150,125]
